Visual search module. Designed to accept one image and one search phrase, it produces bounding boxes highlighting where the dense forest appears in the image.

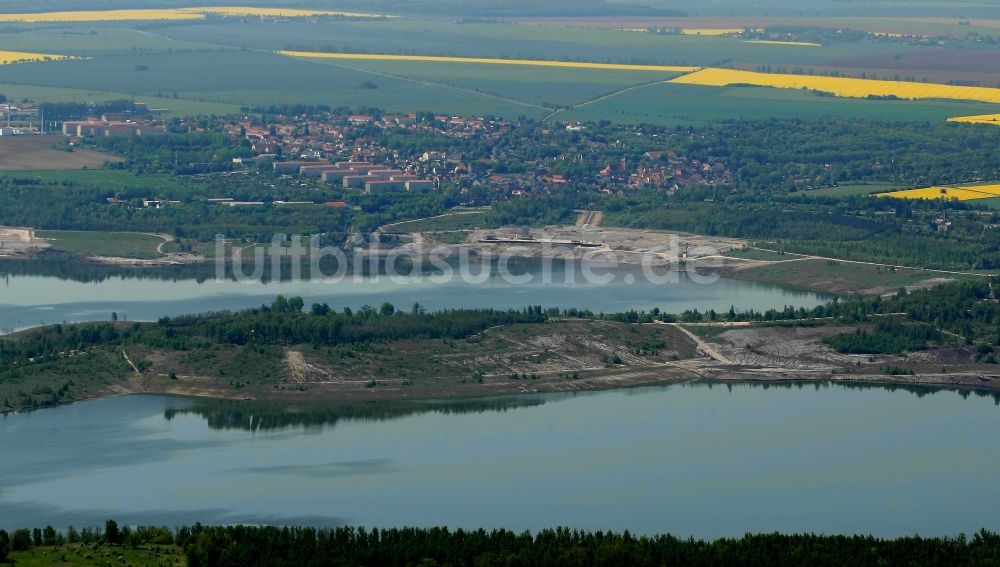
[2,522,1000,567]
[824,320,944,355]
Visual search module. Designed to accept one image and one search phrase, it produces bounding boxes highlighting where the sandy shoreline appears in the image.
[3,363,997,417]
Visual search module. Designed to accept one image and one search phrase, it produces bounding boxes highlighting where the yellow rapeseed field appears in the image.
[743,40,822,47]
[278,51,701,73]
[0,9,201,22]
[947,113,1000,126]
[0,7,384,23]
[179,7,388,18]
[0,50,72,64]
[670,67,1000,104]
[878,184,1000,201]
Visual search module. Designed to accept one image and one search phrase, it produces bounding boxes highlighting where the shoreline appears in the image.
[4,365,997,417]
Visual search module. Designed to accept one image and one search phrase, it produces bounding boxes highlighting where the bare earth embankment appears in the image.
[0,226,48,257]
[0,135,121,170]
[7,317,993,415]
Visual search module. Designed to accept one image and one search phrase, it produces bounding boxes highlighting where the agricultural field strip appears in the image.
[0,51,74,64]
[746,247,993,278]
[290,58,550,111]
[278,53,1000,109]
[180,7,389,18]
[0,7,386,23]
[277,51,700,73]
[879,184,1000,201]
[670,67,1000,105]
[947,113,1000,125]
[541,80,669,121]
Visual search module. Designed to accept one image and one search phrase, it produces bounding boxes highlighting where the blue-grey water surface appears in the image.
[1,383,997,536]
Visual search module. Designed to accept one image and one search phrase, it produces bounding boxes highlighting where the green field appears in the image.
[154,18,927,69]
[735,257,971,295]
[0,16,995,123]
[36,229,166,259]
[4,48,993,124]
[0,25,215,55]
[0,82,241,117]
[8,544,183,567]
[559,83,1000,126]
[383,211,489,233]
[0,50,548,118]
[297,57,683,109]
[972,197,1000,210]
[0,169,195,191]
[805,182,905,198]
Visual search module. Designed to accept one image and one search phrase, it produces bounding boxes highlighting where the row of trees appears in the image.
[3,522,1000,566]
[0,298,549,365]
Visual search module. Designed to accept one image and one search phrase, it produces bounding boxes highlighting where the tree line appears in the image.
[0,298,548,366]
[4,277,999,371]
[2,522,1000,566]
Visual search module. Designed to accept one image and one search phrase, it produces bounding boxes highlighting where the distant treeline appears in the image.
[2,521,1000,567]
[0,298,548,365]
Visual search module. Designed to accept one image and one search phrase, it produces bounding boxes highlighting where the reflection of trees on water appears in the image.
[167,380,1000,432]
[0,256,560,285]
[698,379,1000,404]
[0,257,220,283]
[164,397,547,432]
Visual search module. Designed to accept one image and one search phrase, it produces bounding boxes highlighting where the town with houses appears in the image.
[46,104,735,210]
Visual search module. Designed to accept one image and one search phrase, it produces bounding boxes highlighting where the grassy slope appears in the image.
[0,169,196,191]
[382,211,489,233]
[35,229,166,258]
[8,544,183,567]
[731,258,971,295]
[0,349,133,412]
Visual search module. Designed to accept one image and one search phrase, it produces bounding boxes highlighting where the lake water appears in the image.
[0,260,827,332]
[1,383,998,536]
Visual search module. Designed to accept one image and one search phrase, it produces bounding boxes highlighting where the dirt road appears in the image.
[662,323,734,364]
[574,210,603,228]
